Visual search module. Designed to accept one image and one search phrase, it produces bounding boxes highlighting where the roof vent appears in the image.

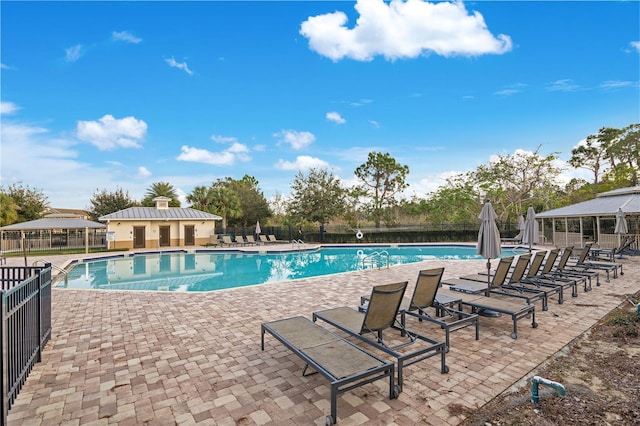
[153,196,171,210]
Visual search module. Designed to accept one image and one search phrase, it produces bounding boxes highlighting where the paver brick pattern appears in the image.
[5,249,639,425]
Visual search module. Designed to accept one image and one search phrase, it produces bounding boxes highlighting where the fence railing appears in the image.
[0,265,52,426]
[1,230,107,254]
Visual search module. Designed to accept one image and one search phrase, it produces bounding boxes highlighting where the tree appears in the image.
[0,193,19,226]
[1,183,49,222]
[186,185,214,212]
[472,147,561,221]
[87,187,138,220]
[354,152,409,228]
[208,179,242,231]
[288,168,345,226]
[604,123,640,186]
[423,174,480,224]
[225,175,271,227]
[141,182,181,207]
[569,128,607,197]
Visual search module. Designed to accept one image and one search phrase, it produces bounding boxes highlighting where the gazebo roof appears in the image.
[537,186,640,218]
[0,217,106,231]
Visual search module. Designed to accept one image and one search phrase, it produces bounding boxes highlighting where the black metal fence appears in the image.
[0,265,52,426]
[221,222,523,245]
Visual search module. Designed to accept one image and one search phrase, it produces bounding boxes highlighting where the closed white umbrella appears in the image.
[255,221,261,236]
[614,208,628,235]
[522,206,540,252]
[477,200,502,297]
[614,208,628,258]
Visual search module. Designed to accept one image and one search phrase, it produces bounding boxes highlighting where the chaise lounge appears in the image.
[261,316,396,425]
[312,281,448,392]
[442,255,549,311]
[360,267,479,351]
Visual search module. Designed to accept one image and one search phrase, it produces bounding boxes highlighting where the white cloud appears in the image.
[408,169,464,198]
[275,155,330,171]
[227,142,251,162]
[136,166,152,178]
[165,57,193,75]
[76,114,147,151]
[112,31,142,44]
[600,80,636,90]
[274,129,316,150]
[300,0,512,61]
[211,134,239,144]
[176,135,251,165]
[326,111,346,124]
[0,121,121,208]
[1,63,11,69]
[350,98,373,107]
[630,41,640,53]
[545,79,580,92]
[369,120,380,128]
[0,101,19,115]
[65,44,84,62]
[494,83,526,96]
[176,146,235,165]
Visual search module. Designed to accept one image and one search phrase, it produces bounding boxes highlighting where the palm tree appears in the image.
[186,186,213,211]
[142,182,180,207]
[209,184,242,232]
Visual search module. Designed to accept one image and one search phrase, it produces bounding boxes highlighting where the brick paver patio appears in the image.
[4,247,639,425]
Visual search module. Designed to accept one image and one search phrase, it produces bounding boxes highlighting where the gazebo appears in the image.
[537,186,640,249]
[0,213,107,254]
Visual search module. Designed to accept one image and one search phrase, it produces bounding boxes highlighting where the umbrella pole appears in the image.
[486,259,491,297]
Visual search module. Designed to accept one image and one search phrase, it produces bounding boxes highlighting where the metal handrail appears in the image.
[32,259,68,285]
[361,250,390,270]
[291,239,304,250]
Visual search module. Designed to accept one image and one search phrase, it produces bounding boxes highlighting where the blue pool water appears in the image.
[61,245,526,292]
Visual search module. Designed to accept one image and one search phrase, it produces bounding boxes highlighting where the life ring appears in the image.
[355,230,363,240]
[357,249,364,257]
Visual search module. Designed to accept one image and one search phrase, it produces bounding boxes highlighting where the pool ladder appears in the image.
[362,251,390,270]
[32,259,68,285]
[291,239,304,250]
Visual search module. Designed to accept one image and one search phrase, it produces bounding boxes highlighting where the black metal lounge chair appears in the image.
[221,235,236,247]
[501,231,523,245]
[533,248,588,294]
[497,252,564,308]
[261,316,396,425]
[518,250,577,303]
[553,246,600,287]
[312,281,448,393]
[567,243,623,281]
[360,268,480,352]
[443,288,537,339]
[258,234,272,244]
[591,235,634,261]
[442,255,549,311]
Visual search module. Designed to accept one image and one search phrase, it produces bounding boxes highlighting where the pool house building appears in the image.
[100,197,222,250]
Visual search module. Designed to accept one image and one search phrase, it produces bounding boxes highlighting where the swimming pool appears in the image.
[60,245,527,292]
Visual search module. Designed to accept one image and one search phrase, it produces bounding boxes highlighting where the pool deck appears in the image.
[4,245,640,425]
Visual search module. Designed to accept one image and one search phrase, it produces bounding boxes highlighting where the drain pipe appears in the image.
[531,376,566,403]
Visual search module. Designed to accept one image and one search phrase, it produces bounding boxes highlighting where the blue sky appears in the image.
[1,0,639,210]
